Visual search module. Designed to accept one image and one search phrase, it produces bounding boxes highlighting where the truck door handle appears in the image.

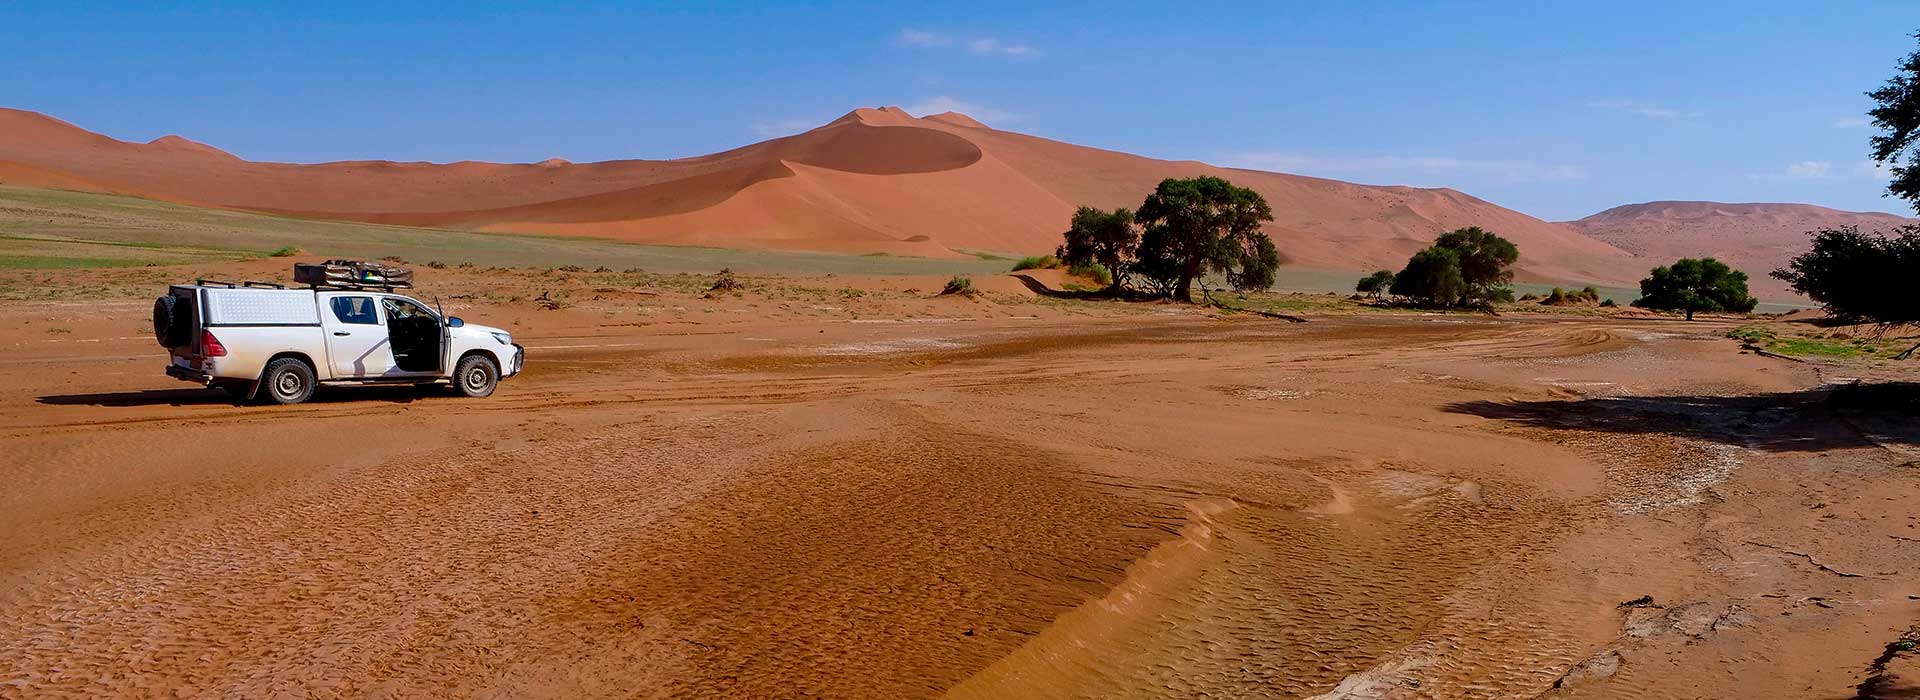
[333,331,351,336]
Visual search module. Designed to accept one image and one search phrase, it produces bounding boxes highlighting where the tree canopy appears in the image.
[1633,258,1758,320]
[1868,33,1920,211]
[1355,269,1394,298]
[1772,225,1919,332]
[1133,176,1277,302]
[1388,227,1518,307]
[1055,206,1138,295]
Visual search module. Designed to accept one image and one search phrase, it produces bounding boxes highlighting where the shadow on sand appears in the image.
[1445,382,1919,454]
[38,385,440,407]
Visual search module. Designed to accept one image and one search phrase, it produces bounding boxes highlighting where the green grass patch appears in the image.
[1011,254,1061,271]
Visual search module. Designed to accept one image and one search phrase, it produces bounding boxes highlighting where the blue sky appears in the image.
[3,1,1916,220]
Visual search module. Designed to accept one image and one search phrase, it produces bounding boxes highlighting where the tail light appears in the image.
[201,330,228,357]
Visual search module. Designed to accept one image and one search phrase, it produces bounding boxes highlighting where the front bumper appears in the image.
[507,343,525,377]
[166,364,213,385]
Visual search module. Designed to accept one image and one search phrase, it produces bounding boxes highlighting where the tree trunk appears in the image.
[1174,260,1204,303]
[1686,307,1694,321]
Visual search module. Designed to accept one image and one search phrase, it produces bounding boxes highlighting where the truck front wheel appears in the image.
[453,355,498,398]
[260,358,317,405]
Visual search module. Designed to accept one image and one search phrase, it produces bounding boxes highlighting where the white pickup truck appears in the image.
[155,280,524,404]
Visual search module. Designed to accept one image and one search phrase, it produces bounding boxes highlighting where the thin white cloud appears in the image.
[1856,160,1891,180]
[1225,153,1586,183]
[895,28,1036,57]
[746,118,822,138]
[1784,160,1833,178]
[896,28,946,47]
[1586,99,1694,120]
[903,96,1020,124]
[1833,116,1871,129]
[966,37,1036,57]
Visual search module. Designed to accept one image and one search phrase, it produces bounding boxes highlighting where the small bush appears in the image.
[1068,262,1113,286]
[457,261,475,269]
[941,276,977,297]
[706,268,741,296]
[268,246,301,257]
[1600,299,1618,307]
[558,264,585,273]
[594,266,612,273]
[1011,255,1062,271]
[380,255,408,264]
[426,260,447,269]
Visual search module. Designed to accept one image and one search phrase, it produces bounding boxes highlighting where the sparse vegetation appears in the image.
[268,246,302,257]
[426,260,447,269]
[1542,286,1601,306]
[1727,324,1896,359]
[1068,262,1113,287]
[1011,255,1062,271]
[1634,257,1756,320]
[941,275,977,298]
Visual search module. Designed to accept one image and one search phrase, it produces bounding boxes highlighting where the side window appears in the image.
[329,296,380,325]
[382,297,431,321]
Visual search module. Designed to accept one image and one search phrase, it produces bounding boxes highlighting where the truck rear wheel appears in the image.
[453,355,498,398]
[260,358,316,405]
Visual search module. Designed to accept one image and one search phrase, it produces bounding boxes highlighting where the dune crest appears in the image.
[0,104,1648,281]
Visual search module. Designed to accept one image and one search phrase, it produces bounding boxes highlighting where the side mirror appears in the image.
[447,316,465,328]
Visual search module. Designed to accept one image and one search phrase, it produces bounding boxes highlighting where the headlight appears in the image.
[491,332,512,345]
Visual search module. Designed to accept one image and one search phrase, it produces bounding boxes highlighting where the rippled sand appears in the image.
[3,284,1916,698]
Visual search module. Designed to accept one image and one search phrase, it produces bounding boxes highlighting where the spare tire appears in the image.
[152,295,191,347]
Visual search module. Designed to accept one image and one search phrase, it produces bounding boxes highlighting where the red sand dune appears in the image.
[0,105,1652,285]
[1566,201,1917,297]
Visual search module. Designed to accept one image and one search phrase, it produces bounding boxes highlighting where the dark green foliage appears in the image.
[1389,227,1519,307]
[1868,33,1920,211]
[1772,225,1920,329]
[1221,232,1279,292]
[1355,269,1394,298]
[1133,177,1277,301]
[1055,207,1138,294]
[1432,226,1519,301]
[1634,257,1758,320]
[1390,247,1467,305]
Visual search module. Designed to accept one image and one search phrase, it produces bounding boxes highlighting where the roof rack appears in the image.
[306,283,406,293]
[194,279,288,289]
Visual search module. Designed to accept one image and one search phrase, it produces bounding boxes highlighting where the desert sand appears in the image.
[0,106,1645,287]
[1,260,1915,698]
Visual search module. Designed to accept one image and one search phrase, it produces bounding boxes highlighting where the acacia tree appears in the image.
[1432,227,1519,303]
[1133,177,1277,302]
[1355,269,1394,298]
[1633,257,1758,320]
[1388,227,1519,307]
[1390,247,1467,306]
[1868,33,1920,209]
[1055,206,1138,295]
[1773,225,1920,356]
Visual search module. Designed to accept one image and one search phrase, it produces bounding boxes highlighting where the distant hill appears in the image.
[1565,201,1917,297]
[0,105,1645,285]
